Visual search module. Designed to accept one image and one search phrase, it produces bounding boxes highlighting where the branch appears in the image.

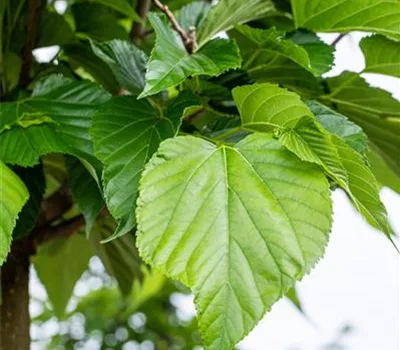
[34,215,85,246]
[131,0,152,41]
[152,0,197,53]
[331,33,346,47]
[19,0,41,88]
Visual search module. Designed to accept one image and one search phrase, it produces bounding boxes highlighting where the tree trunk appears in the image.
[0,239,32,350]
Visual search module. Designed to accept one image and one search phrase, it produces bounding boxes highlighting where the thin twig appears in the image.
[331,33,346,47]
[131,0,151,41]
[19,0,41,88]
[152,0,197,53]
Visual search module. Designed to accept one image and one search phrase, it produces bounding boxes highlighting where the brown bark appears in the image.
[0,239,33,350]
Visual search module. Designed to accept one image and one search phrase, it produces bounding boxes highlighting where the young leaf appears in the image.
[13,164,46,239]
[32,234,93,319]
[360,35,400,78]
[368,149,400,194]
[291,0,400,39]
[137,134,332,350]
[0,161,29,266]
[91,92,200,240]
[196,0,275,45]
[232,83,313,132]
[66,157,104,235]
[306,101,367,153]
[89,217,143,295]
[231,26,323,96]
[139,13,241,98]
[91,39,148,94]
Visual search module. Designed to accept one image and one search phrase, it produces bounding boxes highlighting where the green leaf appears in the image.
[0,161,29,265]
[13,164,46,239]
[0,75,110,167]
[368,148,400,194]
[90,39,148,94]
[324,71,400,117]
[360,35,400,78]
[36,9,74,48]
[2,52,22,93]
[66,156,104,235]
[89,217,143,295]
[177,1,211,33]
[231,26,323,96]
[137,134,332,349]
[291,0,400,39]
[63,42,120,92]
[72,3,129,41]
[196,0,275,45]
[331,136,395,240]
[285,286,303,313]
[139,13,241,98]
[32,233,93,319]
[91,92,200,239]
[288,31,334,76]
[232,83,313,132]
[80,0,140,20]
[306,101,367,153]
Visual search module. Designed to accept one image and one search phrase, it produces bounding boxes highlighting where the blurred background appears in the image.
[29,3,400,349]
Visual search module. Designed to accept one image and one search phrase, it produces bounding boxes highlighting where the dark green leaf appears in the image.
[177,1,211,32]
[37,9,74,48]
[91,39,148,94]
[139,13,241,98]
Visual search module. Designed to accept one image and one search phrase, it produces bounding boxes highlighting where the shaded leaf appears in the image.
[91,39,148,94]
[306,101,367,153]
[368,148,400,194]
[37,9,74,48]
[137,134,332,350]
[32,234,93,319]
[360,34,400,78]
[66,156,104,235]
[139,13,241,98]
[0,161,29,265]
[91,92,200,239]
[177,1,211,32]
[82,0,140,20]
[89,216,142,295]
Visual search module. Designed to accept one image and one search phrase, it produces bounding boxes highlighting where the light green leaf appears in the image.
[291,0,400,39]
[368,148,400,194]
[91,39,148,94]
[139,13,241,98]
[285,286,303,313]
[288,31,334,76]
[306,101,367,153]
[331,136,396,240]
[231,26,323,96]
[33,233,93,319]
[91,92,200,239]
[0,161,29,265]
[279,116,349,190]
[324,71,400,117]
[360,35,400,78]
[13,164,46,239]
[177,1,211,33]
[137,134,332,349]
[66,156,104,235]
[89,216,142,295]
[197,0,275,45]
[232,83,313,132]
[0,75,110,167]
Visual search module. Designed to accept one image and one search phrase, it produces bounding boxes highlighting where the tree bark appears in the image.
[0,239,32,350]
